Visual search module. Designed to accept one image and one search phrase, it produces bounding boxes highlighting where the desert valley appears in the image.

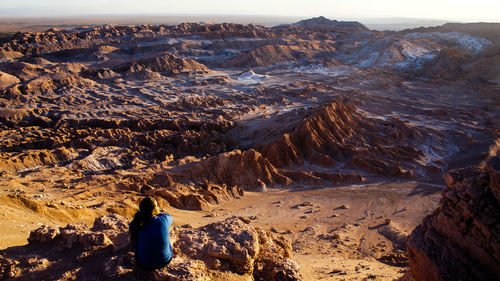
[0,16,499,280]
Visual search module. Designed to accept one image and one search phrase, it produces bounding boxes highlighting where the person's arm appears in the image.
[165,213,173,227]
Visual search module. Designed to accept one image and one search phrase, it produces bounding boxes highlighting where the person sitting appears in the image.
[129,197,173,271]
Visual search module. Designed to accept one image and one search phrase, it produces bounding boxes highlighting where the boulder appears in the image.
[175,216,301,280]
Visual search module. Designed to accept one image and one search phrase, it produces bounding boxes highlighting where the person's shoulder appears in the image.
[156,213,172,219]
[156,213,173,224]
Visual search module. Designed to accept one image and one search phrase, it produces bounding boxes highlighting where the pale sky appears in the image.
[1,0,499,22]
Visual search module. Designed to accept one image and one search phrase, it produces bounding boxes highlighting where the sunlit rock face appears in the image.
[405,154,500,281]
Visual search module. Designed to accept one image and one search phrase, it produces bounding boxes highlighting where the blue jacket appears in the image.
[133,213,173,269]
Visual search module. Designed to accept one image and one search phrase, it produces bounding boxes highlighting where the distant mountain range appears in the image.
[0,14,498,33]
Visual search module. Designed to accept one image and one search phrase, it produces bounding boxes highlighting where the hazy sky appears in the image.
[1,0,500,22]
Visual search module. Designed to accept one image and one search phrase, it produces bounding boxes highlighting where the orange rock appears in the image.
[0,71,20,89]
[406,156,500,281]
[258,100,430,178]
[176,149,292,190]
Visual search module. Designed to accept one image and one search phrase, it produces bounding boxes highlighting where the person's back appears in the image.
[129,197,173,271]
[134,213,173,269]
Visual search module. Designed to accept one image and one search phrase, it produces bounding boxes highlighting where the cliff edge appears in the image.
[404,153,500,280]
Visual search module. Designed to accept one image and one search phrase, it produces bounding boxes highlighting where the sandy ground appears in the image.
[0,178,442,280]
[210,182,442,280]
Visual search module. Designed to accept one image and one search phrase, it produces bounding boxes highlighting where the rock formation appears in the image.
[404,154,500,280]
[0,16,498,281]
[418,48,470,80]
[130,177,245,211]
[464,48,500,84]
[293,16,369,33]
[0,215,302,281]
[227,45,305,68]
[0,147,79,173]
[174,147,365,192]
[0,23,272,57]
[0,18,496,215]
[175,149,291,190]
[256,100,442,178]
[0,71,20,89]
[115,53,210,75]
[175,216,301,279]
[0,50,23,60]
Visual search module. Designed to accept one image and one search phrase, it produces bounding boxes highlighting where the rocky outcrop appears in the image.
[405,155,500,281]
[0,61,95,95]
[23,72,96,94]
[293,16,369,32]
[0,50,23,60]
[175,149,292,190]
[0,62,49,82]
[401,22,500,44]
[0,147,79,173]
[0,117,235,165]
[0,215,302,281]
[174,149,365,191]
[257,101,361,168]
[24,57,53,65]
[124,177,245,211]
[225,41,337,68]
[115,53,209,75]
[174,216,301,280]
[418,48,470,80]
[0,71,20,89]
[256,100,438,178]
[66,146,128,172]
[227,45,305,68]
[126,68,162,80]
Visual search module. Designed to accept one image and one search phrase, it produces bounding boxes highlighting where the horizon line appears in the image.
[1,12,500,24]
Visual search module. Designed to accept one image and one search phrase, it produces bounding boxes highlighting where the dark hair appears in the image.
[130,197,158,241]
